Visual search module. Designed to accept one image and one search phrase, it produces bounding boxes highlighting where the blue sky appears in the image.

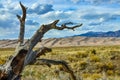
[0,0,120,39]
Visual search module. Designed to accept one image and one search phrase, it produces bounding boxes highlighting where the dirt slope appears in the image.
[0,37,120,48]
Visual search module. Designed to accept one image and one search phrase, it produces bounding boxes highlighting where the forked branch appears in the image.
[52,20,83,31]
[17,2,27,44]
[0,2,83,80]
[27,20,82,52]
[25,47,52,65]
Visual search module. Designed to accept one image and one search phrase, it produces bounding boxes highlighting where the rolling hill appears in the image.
[0,36,120,48]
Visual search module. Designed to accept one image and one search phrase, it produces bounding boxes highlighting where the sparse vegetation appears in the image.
[0,45,120,80]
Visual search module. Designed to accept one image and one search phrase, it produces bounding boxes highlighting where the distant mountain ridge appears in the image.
[78,30,120,37]
[1,30,120,48]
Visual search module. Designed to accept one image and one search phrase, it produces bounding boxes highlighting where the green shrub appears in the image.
[76,52,88,58]
[107,70,114,76]
[90,49,97,55]
[100,62,115,71]
[91,73,101,80]
[115,70,120,75]
[105,62,115,70]
[0,58,6,64]
[82,73,90,78]
[90,55,100,62]
[68,56,78,62]
[79,61,88,70]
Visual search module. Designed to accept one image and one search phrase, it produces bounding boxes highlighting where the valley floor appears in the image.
[0,46,120,80]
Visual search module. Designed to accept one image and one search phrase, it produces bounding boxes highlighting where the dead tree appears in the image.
[0,2,82,80]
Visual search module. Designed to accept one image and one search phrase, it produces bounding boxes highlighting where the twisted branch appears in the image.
[27,20,82,52]
[35,59,76,80]
[0,2,83,80]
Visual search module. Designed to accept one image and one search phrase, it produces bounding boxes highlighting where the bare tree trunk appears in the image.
[0,2,82,80]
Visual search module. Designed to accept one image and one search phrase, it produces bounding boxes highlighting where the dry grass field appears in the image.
[0,46,120,80]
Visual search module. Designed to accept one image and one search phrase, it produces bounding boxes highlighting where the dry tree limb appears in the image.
[27,47,52,65]
[25,20,82,56]
[35,59,76,80]
[0,49,28,80]
[0,2,28,80]
[17,2,27,44]
[0,2,83,80]
[35,47,52,57]
[25,20,82,65]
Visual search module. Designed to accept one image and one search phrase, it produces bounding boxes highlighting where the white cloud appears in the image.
[99,17,104,22]
[28,3,54,15]
[0,27,18,37]
[41,11,72,20]
[26,19,39,25]
[0,0,120,39]
[71,0,80,3]
[76,0,120,4]
[0,14,9,21]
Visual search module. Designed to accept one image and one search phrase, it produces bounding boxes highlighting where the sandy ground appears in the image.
[0,37,120,48]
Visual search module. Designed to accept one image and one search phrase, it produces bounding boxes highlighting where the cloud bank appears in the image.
[0,0,120,39]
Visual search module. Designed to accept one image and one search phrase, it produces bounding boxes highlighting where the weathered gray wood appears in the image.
[0,2,82,80]
[35,59,76,80]
[27,20,82,52]
[17,2,27,44]
[24,20,82,66]
[24,47,52,66]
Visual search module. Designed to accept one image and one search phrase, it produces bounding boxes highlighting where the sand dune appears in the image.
[0,37,120,48]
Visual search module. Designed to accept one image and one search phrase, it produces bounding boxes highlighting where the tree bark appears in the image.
[0,2,82,80]
[17,2,27,44]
